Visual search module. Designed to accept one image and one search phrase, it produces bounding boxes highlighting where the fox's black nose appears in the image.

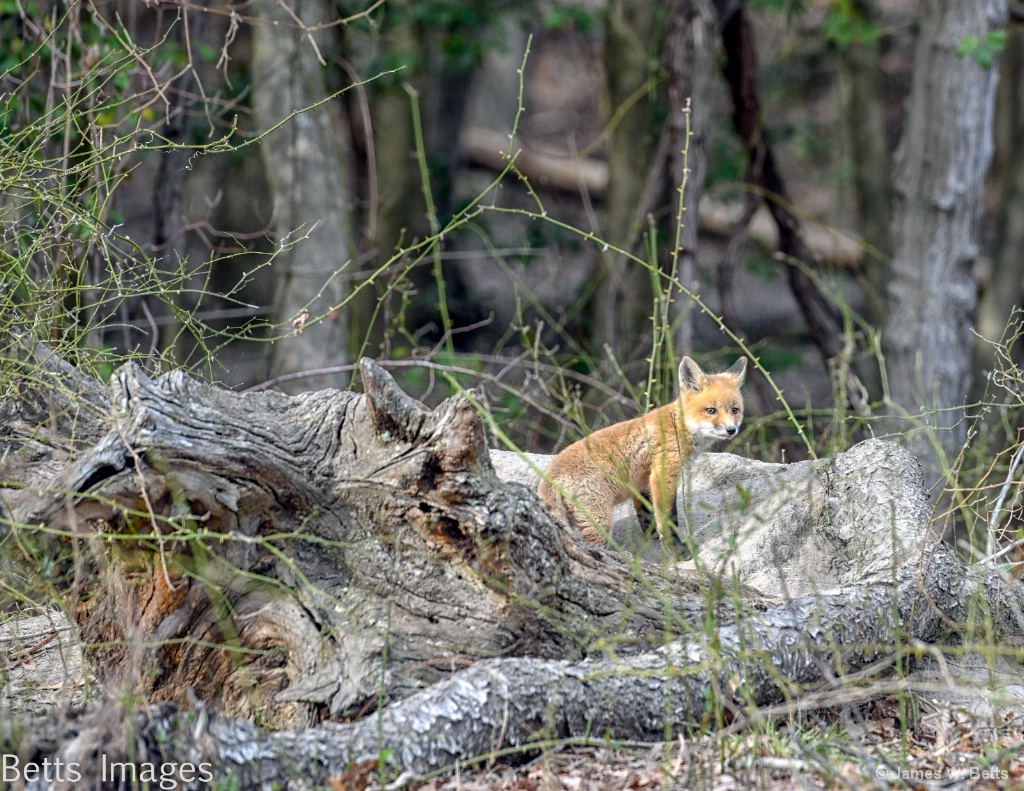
[726,426,737,436]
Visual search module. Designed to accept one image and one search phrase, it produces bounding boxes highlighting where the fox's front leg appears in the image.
[648,455,681,542]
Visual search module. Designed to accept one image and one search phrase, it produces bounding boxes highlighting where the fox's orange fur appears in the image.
[538,356,747,544]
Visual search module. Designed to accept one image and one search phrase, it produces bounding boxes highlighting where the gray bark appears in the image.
[836,0,891,328]
[882,0,1007,476]
[667,0,718,357]
[595,0,662,365]
[3,337,1024,787]
[250,0,353,392]
[495,439,932,600]
[974,23,1024,383]
[0,340,737,729]
[12,540,1024,789]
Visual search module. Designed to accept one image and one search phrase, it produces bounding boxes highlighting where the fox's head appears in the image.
[678,356,747,449]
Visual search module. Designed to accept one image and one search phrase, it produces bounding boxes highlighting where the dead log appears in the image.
[3,341,1024,787]
[0,342,748,729]
[9,539,1023,788]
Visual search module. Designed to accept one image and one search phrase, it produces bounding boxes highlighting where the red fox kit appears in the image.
[538,356,747,545]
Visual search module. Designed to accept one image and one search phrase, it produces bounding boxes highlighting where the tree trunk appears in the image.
[882,0,1006,479]
[719,7,861,408]
[666,0,718,358]
[836,0,892,329]
[354,5,486,358]
[0,338,730,729]
[974,23,1024,385]
[595,0,662,368]
[10,541,1024,787]
[359,0,423,358]
[151,2,213,366]
[250,0,353,392]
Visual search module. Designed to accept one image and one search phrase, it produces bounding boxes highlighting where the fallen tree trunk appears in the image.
[2,338,1023,787]
[10,539,1024,788]
[0,338,757,729]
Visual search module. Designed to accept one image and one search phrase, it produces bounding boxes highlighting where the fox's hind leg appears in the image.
[564,490,613,545]
[633,493,656,536]
[539,477,613,545]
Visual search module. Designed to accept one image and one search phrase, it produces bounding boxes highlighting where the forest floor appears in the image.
[407,699,1024,791]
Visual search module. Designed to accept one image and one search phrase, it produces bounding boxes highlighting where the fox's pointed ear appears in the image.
[679,356,707,393]
[725,357,748,385]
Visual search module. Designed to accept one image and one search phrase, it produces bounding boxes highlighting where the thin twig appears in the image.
[983,434,1024,559]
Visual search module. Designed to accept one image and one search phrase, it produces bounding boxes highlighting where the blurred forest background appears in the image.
[2,0,1021,497]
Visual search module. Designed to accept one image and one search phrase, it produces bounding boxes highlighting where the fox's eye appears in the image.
[705,407,716,415]
[731,406,739,414]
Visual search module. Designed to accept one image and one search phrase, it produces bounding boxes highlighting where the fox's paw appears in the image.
[658,527,694,561]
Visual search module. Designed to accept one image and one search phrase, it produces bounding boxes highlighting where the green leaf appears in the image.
[957,30,1007,70]
[822,9,879,47]
[956,35,979,59]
